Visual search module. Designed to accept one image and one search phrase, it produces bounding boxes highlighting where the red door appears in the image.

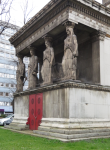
[29,93,43,130]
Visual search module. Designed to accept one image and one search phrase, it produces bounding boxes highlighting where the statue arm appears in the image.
[64,40,66,54]
[50,48,54,66]
[73,35,78,57]
[33,56,38,72]
[20,64,25,78]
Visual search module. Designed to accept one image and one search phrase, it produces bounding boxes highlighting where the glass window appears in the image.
[5,36,9,40]
[5,45,10,50]
[5,74,9,78]
[6,93,9,96]
[9,93,13,97]
[0,64,5,68]
[11,84,14,87]
[0,43,4,48]
[15,66,17,70]
[0,83,4,86]
[0,92,3,96]
[10,75,14,78]
[6,84,9,87]
[0,73,4,77]
[0,52,4,57]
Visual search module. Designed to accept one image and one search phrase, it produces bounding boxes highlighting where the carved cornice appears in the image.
[14,80,110,97]
[91,30,106,42]
[10,0,110,47]
[63,21,75,28]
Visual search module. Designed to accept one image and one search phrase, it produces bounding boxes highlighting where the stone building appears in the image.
[0,21,29,115]
[6,0,110,141]
[0,21,19,115]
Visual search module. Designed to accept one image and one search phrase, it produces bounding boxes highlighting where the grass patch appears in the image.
[0,128,110,150]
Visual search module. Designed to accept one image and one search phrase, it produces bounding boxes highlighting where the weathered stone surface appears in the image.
[16,54,25,93]
[28,46,38,89]
[41,37,55,85]
[33,118,110,141]
[62,21,78,80]
[6,95,29,130]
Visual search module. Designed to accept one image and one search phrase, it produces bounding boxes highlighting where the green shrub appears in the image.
[1,114,6,118]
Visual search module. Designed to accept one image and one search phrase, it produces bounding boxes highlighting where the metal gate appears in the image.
[29,93,43,130]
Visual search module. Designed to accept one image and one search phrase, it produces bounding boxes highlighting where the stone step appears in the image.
[5,123,29,131]
[33,130,110,140]
[38,126,110,134]
[3,126,110,142]
[32,132,110,142]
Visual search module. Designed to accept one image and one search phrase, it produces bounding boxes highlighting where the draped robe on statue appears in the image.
[41,47,55,84]
[62,34,78,79]
[28,55,38,89]
[16,63,25,92]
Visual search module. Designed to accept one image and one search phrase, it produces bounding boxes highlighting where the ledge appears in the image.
[10,0,110,45]
[14,80,110,97]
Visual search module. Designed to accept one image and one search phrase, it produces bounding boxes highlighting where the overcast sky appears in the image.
[10,0,102,27]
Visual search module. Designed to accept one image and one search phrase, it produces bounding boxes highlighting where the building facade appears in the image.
[6,0,110,141]
[0,21,28,115]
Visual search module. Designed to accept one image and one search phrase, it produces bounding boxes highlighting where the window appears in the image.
[5,53,10,58]
[0,52,4,57]
[0,43,4,48]
[5,74,10,78]
[6,93,8,96]
[15,66,17,70]
[0,92,3,96]
[5,65,14,70]
[6,84,9,87]
[5,36,9,40]
[0,83,4,86]
[10,75,14,78]
[9,93,13,97]
[11,84,14,87]
[0,73,4,78]
[0,64,5,68]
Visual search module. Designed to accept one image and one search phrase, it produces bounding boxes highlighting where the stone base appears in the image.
[33,118,110,142]
[5,117,29,131]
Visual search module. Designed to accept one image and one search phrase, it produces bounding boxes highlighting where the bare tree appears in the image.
[0,0,14,34]
[20,0,35,25]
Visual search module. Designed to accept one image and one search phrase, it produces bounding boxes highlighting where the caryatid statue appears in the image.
[41,37,55,85]
[16,54,25,92]
[28,46,38,89]
[62,22,78,80]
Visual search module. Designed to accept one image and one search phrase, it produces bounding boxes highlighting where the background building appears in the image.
[0,21,28,115]
[102,0,110,7]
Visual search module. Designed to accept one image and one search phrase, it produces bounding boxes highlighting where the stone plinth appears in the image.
[5,95,29,130]
[5,81,110,140]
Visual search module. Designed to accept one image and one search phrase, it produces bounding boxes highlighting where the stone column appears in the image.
[38,58,43,83]
[28,46,38,89]
[41,37,55,85]
[91,31,106,84]
[16,54,25,93]
[62,21,78,80]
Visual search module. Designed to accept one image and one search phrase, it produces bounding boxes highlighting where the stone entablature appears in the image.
[14,81,110,97]
[14,8,110,54]
[10,0,110,53]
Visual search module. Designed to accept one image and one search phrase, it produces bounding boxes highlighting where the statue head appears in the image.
[64,21,75,36]
[44,37,52,48]
[17,54,23,63]
[30,48,35,56]
[66,26,74,36]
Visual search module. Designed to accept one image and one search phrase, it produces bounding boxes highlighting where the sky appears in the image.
[10,0,102,27]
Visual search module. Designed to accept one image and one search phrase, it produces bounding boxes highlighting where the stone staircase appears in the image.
[5,122,29,131]
[33,126,110,142]
[33,118,110,142]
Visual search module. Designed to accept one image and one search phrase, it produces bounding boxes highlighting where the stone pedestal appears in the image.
[33,118,110,142]
[5,95,29,130]
[5,81,110,141]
